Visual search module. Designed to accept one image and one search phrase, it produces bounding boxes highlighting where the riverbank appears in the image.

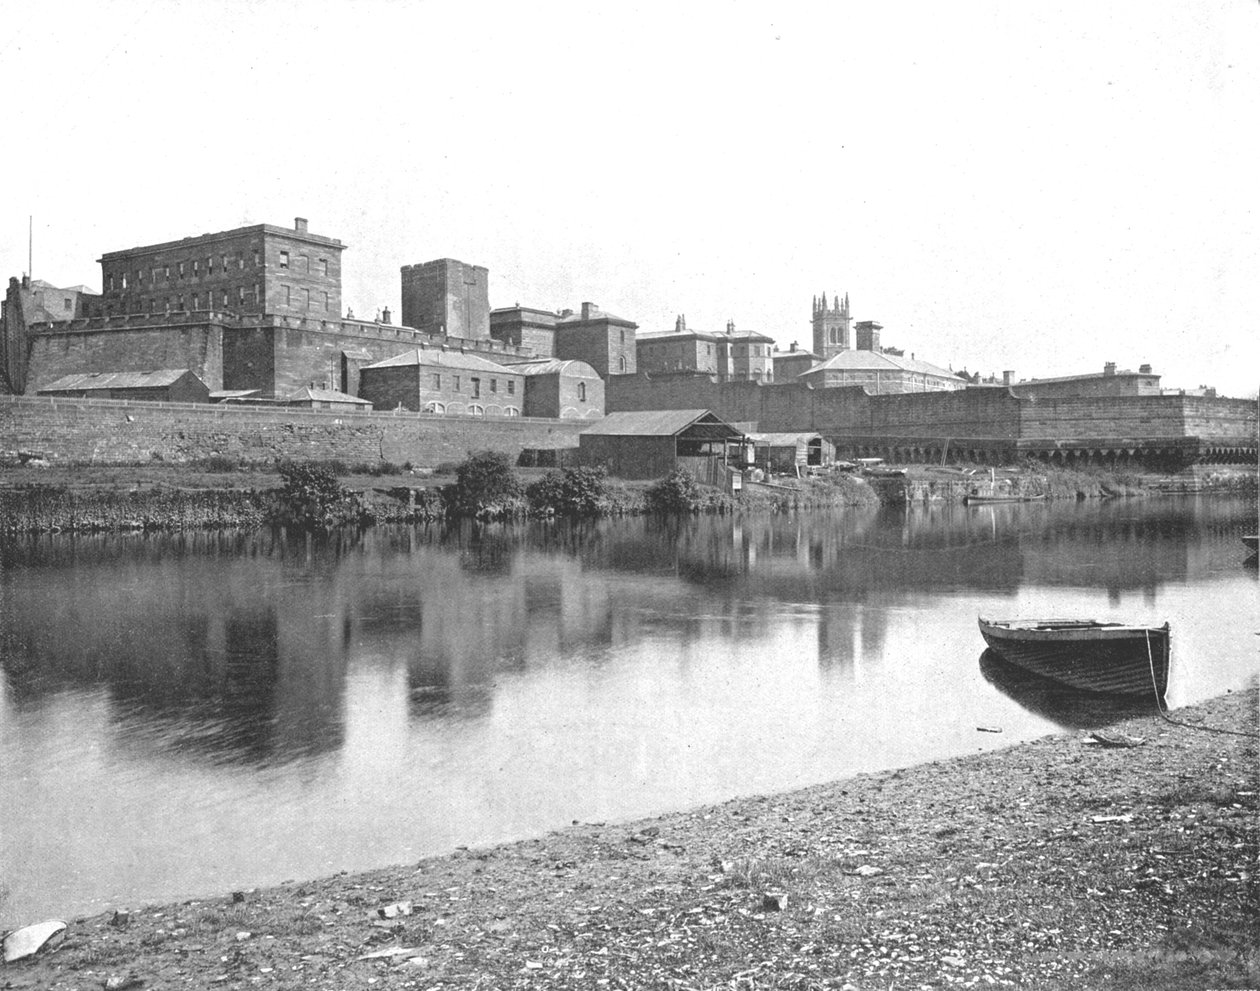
[4,686,1255,990]
[0,461,1253,533]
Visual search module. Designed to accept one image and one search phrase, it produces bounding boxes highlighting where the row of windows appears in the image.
[107,249,329,291]
[421,402,521,417]
[279,286,333,312]
[642,342,772,358]
[429,374,516,398]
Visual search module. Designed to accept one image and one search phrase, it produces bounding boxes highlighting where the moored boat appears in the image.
[977,617,1169,698]
[963,492,1047,505]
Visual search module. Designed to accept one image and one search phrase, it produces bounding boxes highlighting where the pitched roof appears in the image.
[579,409,742,438]
[555,306,636,327]
[39,369,197,391]
[362,348,514,374]
[638,327,776,344]
[798,348,956,379]
[746,432,822,445]
[290,387,373,405]
[509,358,600,377]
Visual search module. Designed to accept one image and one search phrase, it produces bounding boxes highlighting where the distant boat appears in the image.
[964,492,1047,505]
[977,617,1169,698]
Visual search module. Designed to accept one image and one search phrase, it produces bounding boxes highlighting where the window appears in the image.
[121,272,128,289]
[302,288,310,310]
[237,254,244,270]
[107,275,114,291]
[620,329,625,344]
[619,356,627,373]
[238,286,245,304]
[192,259,199,277]
[163,265,170,279]
[471,377,481,398]
[432,373,441,389]
[323,291,330,312]
[221,290,228,307]
[490,378,497,393]
[279,250,289,269]
[207,256,214,274]
[152,268,159,282]
[221,254,228,271]
[177,295,184,311]
[301,255,310,273]
[320,258,328,276]
[578,382,587,401]
[453,375,461,392]
[253,250,260,267]
[177,261,185,278]
[283,286,291,306]
[191,293,199,309]
[507,379,514,395]
[63,297,72,311]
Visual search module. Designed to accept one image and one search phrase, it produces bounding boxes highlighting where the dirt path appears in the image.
[4,687,1257,990]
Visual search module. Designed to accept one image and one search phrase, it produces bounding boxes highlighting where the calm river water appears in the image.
[1,495,1256,926]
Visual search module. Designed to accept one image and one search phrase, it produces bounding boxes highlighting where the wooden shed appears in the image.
[745,431,833,475]
[577,409,746,481]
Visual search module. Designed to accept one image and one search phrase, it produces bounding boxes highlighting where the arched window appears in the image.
[619,356,626,373]
[578,382,587,401]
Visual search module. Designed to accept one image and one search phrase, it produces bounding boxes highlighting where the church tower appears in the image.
[812,291,851,361]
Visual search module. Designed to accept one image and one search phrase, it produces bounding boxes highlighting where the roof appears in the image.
[209,389,261,399]
[290,387,372,405]
[798,348,957,379]
[1015,368,1157,386]
[99,222,343,261]
[555,306,636,327]
[579,409,743,439]
[39,369,198,391]
[638,327,776,345]
[510,358,600,377]
[746,432,822,445]
[362,348,514,375]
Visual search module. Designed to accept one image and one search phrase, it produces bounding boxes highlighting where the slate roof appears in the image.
[509,359,600,377]
[363,349,514,375]
[39,369,197,391]
[579,409,743,439]
[555,306,636,327]
[798,349,956,379]
[290,387,372,405]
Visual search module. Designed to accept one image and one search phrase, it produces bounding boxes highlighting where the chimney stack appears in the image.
[581,302,595,320]
[1139,363,1152,374]
[675,314,686,333]
[1003,370,1014,386]
[382,306,392,325]
[294,217,308,233]
[790,341,797,352]
[1103,361,1116,376]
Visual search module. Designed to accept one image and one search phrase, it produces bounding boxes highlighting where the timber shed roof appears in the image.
[579,409,743,439]
[39,369,197,391]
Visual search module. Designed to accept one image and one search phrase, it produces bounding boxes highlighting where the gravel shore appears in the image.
[4,686,1257,991]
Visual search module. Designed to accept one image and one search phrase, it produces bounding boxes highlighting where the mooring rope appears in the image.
[1146,628,1259,739]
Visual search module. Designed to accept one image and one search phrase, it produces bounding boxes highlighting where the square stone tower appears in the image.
[400,258,490,339]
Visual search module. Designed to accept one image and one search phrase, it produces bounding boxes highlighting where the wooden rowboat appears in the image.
[977,617,1169,698]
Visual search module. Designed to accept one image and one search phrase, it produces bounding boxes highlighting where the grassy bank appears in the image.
[3,687,1255,990]
[0,461,1252,533]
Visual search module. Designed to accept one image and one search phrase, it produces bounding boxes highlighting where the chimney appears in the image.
[1103,361,1116,376]
[294,217,308,233]
[1139,363,1152,374]
[725,318,735,334]
[675,314,686,333]
[382,306,392,325]
[581,302,595,320]
[1003,370,1013,386]
[790,341,797,352]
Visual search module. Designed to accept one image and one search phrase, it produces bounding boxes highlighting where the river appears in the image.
[1,495,1256,927]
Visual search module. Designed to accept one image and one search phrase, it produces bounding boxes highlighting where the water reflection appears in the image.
[1,495,1256,926]
[978,649,1159,729]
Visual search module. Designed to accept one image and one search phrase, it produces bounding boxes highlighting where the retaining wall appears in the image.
[0,396,584,467]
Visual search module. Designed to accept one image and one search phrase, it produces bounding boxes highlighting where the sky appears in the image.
[1,0,1257,398]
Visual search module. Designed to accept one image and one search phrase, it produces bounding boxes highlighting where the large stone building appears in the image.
[2,276,99,393]
[359,349,526,416]
[95,218,344,320]
[636,316,775,382]
[796,347,965,394]
[1006,362,1162,399]
[491,302,638,378]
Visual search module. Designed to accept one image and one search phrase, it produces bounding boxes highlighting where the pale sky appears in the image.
[2,1,1257,397]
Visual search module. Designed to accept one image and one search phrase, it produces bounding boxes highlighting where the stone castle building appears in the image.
[1,218,627,420]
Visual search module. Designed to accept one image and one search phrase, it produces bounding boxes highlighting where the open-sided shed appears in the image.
[745,431,833,474]
[578,409,746,481]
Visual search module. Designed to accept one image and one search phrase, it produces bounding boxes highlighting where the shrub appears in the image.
[527,466,608,516]
[443,450,525,518]
[646,467,702,514]
[270,460,362,530]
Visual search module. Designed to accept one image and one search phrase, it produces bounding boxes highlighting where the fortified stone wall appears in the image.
[0,396,584,467]
[1018,396,1187,441]
[26,322,226,392]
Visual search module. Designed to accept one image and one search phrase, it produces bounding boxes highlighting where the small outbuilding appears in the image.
[511,358,605,418]
[577,409,746,481]
[745,431,833,475]
[37,368,210,404]
[285,387,374,412]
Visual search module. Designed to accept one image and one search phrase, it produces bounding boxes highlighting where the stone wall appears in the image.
[0,396,584,468]
[26,321,226,393]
